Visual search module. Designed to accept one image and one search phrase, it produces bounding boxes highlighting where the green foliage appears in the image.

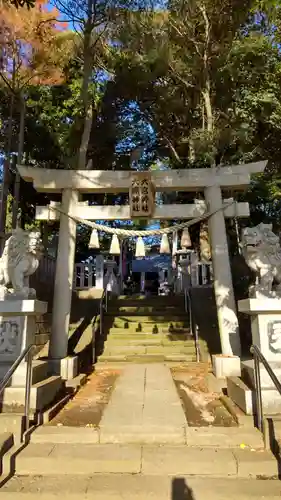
[240,175,281,228]
[112,1,281,169]
[3,0,281,241]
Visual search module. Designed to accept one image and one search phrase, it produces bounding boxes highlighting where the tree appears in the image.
[0,0,72,231]
[50,0,116,170]
[108,2,281,171]
[114,2,263,166]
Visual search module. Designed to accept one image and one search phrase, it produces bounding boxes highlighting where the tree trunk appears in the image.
[202,84,213,133]
[199,3,215,163]
[202,100,205,131]
[12,93,25,229]
[0,89,15,250]
[78,20,93,171]
[78,104,93,170]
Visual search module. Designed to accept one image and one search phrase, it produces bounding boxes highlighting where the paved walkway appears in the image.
[99,364,187,443]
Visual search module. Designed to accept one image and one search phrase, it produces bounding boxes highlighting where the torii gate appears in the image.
[18,161,267,378]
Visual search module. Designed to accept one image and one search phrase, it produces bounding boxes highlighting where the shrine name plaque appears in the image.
[129,172,155,218]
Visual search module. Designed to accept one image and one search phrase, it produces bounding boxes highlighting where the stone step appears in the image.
[29,425,264,449]
[107,329,192,338]
[107,317,189,328]
[115,294,184,304]
[99,426,265,448]
[107,314,188,321]
[102,345,197,356]
[95,361,200,370]
[104,338,196,347]
[108,306,184,314]
[30,360,49,384]
[2,476,281,499]
[0,432,14,458]
[31,426,100,444]
[0,432,14,478]
[5,360,49,387]
[98,354,197,363]
[0,414,32,444]
[1,376,63,411]
[3,443,278,478]
[184,426,264,449]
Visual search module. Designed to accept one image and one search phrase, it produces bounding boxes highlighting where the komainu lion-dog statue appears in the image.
[0,228,44,299]
[241,222,281,298]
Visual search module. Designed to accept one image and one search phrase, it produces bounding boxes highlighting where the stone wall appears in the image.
[30,254,56,354]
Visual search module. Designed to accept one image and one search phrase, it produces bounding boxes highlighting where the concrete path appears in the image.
[99,364,187,443]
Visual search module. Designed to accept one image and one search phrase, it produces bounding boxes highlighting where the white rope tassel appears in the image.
[109,234,120,255]
[160,233,171,254]
[135,237,145,257]
[181,228,192,249]
[88,229,99,249]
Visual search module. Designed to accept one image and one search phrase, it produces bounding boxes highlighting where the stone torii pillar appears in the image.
[204,183,241,357]
[49,188,78,378]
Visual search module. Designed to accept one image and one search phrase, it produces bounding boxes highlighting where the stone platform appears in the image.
[227,359,281,415]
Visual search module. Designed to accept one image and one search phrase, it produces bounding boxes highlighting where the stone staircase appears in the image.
[0,358,280,497]
[96,295,209,364]
[2,292,281,497]
[0,422,280,499]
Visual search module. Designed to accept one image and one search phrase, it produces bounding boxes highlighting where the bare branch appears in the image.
[168,64,193,91]
[162,135,182,163]
[169,18,185,38]
[0,72,14,93]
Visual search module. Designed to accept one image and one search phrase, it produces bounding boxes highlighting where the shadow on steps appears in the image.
[68,291,101,374]
[190,288,221,356]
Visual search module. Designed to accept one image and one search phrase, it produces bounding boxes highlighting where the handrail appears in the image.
[99,287,107,334]
[0,344,34,440]
[250,344,281,439]
[92,271,114,361]
[184,288,200,362]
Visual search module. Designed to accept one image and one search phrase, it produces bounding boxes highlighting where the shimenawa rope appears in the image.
[48,200,236,238]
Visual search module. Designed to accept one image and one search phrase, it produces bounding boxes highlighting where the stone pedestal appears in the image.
[239,299,281,361]
[49,356,78,381]
[212,354,241,379]
[228,298,281,414]
[0,300,62,410]
[0,300,47,385]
